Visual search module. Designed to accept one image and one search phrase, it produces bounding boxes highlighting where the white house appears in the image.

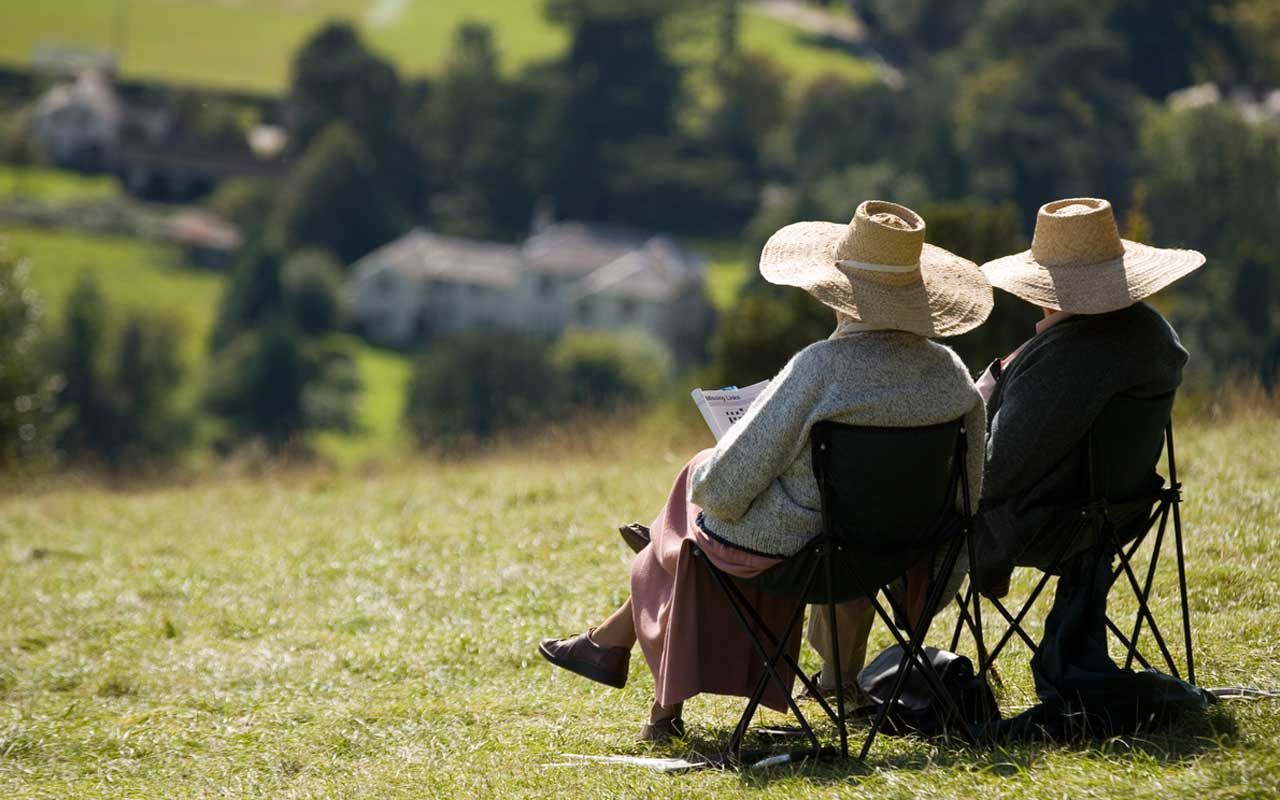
[347,222,715,361]
[31,70,123,171]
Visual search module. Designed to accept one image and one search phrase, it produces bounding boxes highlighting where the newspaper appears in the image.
[690,380,770,440]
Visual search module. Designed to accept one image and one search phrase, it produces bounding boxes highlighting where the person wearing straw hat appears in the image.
[539,201,991,740]
[972,197,1204,597]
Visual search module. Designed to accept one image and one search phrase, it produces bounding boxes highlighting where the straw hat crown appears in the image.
[982,196,1205,314]
[836,201,926,268]
[1029,198,1127,268]
[758,200,993,337]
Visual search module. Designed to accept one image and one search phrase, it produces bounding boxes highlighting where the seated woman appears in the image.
[539,201,991,740]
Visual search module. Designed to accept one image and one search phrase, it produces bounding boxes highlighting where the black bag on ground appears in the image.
[857,645,1000,736]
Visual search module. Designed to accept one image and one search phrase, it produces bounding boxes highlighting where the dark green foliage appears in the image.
[108,315,194,463]
[53,276,190,468]
[417,24,538,240]
[287,22,404,157]
[281,249,344,337]
[924,201,1040,371]
[405,333,564,446]
[542,5,681,221]
[958,30,1144,218]
[550,330,671,411]
[709,284,834,387]
[1105,0,1240,98]
[286,22,424,222]
[208,177,277,237]
[270,123,406,264]
[205,322,310,447]
[1140,105,1280,385]
[0,244,61,471]
[707,52,789,179]
[405,330,674,446]
[210,240,286,353]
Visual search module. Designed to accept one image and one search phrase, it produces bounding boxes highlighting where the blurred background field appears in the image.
[0,0,875,92]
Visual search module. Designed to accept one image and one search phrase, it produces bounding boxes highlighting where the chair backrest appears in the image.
[1088,391,1174,501]
[812,419,964,552]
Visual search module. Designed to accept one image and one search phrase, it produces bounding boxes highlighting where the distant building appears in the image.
[31,70,122,171]
[348,223,715,361]
[168,209,243,269]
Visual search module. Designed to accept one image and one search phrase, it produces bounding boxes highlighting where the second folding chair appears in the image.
[950,390,1196,686]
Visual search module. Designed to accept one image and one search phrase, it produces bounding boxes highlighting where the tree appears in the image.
[281,249,345,336]
[405,332,564,446]
[53,276,190,468]
[287,22,424,218]
[0,243,61,471]
[208,177,276,237]
[210,239,286,353]
[287,22,404,157]
[109,314,193,463]
[707,52,789,180]
[541,1,683,220]
[270,122,405,264]
[205,322,311,447]
[56,276,116,462]
[550,330,671,411]
[418,24,538,239]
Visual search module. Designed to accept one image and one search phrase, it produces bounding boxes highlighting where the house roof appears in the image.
[168,209,242,251]
[575,237,705,302]
[521,221,654,277]
[351,228,521,289]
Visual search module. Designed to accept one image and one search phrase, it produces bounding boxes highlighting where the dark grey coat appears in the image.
[973,303,1188,590]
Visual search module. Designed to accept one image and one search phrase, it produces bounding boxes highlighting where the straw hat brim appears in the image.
[759,221,993,337]
[982,240,1206,314]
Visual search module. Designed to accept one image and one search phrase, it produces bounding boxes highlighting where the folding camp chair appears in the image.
[951,391,1196,685]
[692,418,981,763]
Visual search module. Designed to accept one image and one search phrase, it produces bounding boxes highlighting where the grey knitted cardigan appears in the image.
[973,302,1187,590]
[689,327,985,558]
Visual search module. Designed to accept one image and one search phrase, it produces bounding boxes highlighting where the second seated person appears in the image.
[539,201,992,741]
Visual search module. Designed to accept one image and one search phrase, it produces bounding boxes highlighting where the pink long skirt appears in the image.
[630,450,802,713]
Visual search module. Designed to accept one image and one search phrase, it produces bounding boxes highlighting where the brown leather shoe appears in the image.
[538,630,630,689]
[618,523,650,554]
[637,716,685,742]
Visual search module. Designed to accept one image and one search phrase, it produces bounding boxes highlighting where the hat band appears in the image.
[837,259,919,274]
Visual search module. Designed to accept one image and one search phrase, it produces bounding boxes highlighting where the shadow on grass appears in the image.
[645,704,1239,786]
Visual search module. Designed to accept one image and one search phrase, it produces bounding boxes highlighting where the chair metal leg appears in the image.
[859,535,977,758]
[824,545,849,757]
[977,569,1055,678]
[987,595,1042,653]
[950,590,969,653]
[716,566,841,727]
[1108,528,1180,679]
[1166,422,1195,685]
[1104,615,1155,671]
[698,552,824,757]
[1123,501,1169,670]
[1172,494,1194,684]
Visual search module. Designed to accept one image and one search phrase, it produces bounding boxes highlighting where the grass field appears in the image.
[1,413,1277,797]
[0,0,874,94]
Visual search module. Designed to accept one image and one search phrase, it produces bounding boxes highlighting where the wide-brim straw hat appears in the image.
[982,197,1205,313]
[759,200,992,337]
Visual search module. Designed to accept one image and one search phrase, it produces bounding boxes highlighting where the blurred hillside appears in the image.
[0,0,875,92]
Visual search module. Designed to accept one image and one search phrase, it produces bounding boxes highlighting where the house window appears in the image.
[377,272,395,294]
[618,297,637,321]
[537,275,555,297]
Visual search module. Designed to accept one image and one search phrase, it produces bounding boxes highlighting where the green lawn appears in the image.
[2,223,412,464]
[1,414,1277,797]
[1,166,123,203]
[0,0,872,93]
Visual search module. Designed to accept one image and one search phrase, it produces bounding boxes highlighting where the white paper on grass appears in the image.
[548,753,713,773]
[690,380,770,440]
